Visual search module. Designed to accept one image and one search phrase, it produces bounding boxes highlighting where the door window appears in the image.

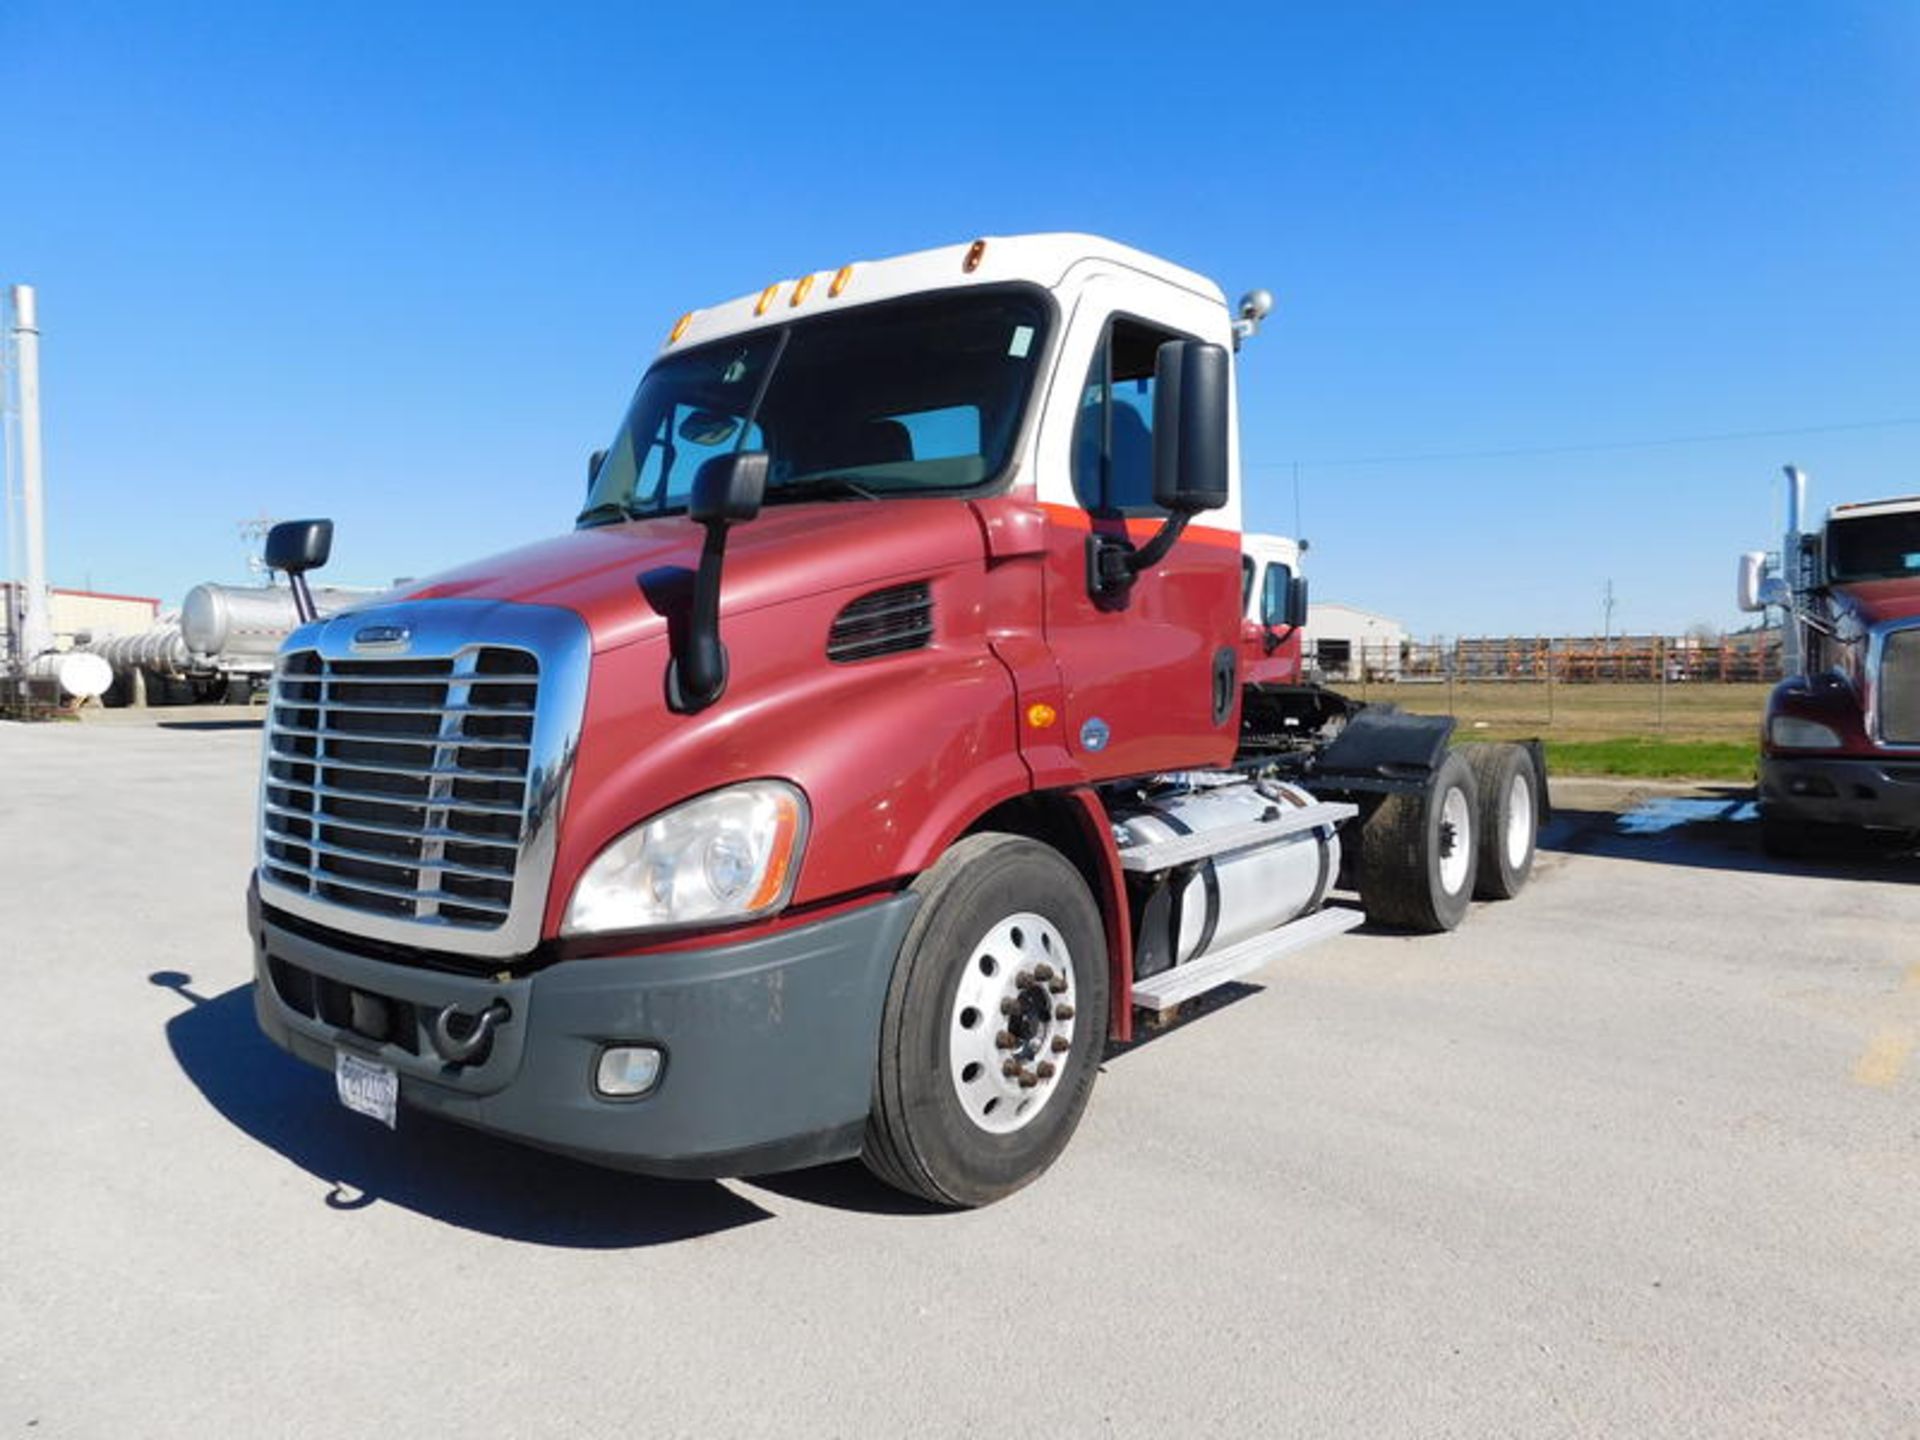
[1071,317,1185,517]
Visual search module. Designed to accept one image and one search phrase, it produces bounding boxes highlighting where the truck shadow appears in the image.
[1538,791,1917,883]
[153,972,774,1247]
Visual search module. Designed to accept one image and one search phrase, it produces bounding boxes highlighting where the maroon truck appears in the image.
[1737,466,1920,855]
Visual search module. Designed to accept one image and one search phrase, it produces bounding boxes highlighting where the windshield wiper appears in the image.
[765,474,882,503]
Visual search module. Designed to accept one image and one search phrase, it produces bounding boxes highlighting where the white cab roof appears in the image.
[1829,495,1920,521]
[661,233,1226,353]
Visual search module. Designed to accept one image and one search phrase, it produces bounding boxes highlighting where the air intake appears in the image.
[827,582,933,663]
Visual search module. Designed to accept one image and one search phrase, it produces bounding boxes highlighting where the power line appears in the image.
[1248,415,1920,471]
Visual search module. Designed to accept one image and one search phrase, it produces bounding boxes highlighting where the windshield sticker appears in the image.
[1008,325,1034,359]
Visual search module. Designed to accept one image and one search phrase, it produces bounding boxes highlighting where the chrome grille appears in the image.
[1880,627,1920,745]
[262,647,539,929]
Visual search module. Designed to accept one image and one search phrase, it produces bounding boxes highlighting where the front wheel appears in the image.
[862,833,1108,1208]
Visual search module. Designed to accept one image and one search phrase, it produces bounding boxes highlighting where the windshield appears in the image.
[1827,511,1920,584]
[579,287,1051,525]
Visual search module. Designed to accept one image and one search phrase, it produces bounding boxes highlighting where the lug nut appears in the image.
[1036,1060,1056,1079]
[1016,970,1034,989]
[1033,963,1054,982]
[1054,1004,1074,1020]
[1000,997,1016,1015]
[1017,1069,1039,1089]
[1051,1035,1070,1053]
[1048,978,1068,994]
[995,1030,1018,1050]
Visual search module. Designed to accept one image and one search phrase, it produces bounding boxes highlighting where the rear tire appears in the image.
[1466,744,1538,900]
[862,833,1108,1208]
[1358,749,1479,932]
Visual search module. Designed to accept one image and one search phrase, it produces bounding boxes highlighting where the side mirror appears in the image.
[587,448,608,491]
[690,450,768,526]
[1737,551,1792,612]
[265,519,333,576]
[1286,574,1309,629]
[1736,552,1766,612]
[1151,341,1230,514]
[264,519,333,625]
[669,450,769,714]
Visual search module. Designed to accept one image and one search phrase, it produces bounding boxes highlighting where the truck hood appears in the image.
[1831,577,1920,628]
[393,500,987,652]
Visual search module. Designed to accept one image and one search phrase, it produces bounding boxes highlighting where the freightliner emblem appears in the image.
[352,623,413,653]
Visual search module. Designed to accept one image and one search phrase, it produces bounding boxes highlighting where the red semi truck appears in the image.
[249,235,1546,1206]
[1737,466,1920,855]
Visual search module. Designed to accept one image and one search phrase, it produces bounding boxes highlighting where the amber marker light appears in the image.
[746,794,804,910]
[1026,703,1058,729]
[829,264,854,297]
[755,283,780,316]
[789,273,816,307]
[963,239,987,272]
[668,312,694,343]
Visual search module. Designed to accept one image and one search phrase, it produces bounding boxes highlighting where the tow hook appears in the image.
[430,999,511,1065]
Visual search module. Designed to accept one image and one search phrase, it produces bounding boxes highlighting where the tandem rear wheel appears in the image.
[862,833,1108,1208]
[1356,748,1480,932]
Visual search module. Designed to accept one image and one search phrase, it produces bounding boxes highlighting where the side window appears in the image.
[1071,316,1183,516]
[1241,555,1256,613]
[1260,562,1293,625]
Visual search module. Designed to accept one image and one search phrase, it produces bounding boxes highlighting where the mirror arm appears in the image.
[668,522,731,712]
[286,572,318,626]
[1087,511,1194,602]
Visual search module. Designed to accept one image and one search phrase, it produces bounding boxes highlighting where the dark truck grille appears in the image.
[262,647,539,929]
[1882,628,1920,745]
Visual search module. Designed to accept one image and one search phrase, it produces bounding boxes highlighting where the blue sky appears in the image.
[3,0,1916,636]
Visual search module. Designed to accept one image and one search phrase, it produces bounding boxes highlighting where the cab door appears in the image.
[1032,276,1244,781]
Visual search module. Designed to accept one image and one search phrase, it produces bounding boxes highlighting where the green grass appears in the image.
[1536,737,1758,782]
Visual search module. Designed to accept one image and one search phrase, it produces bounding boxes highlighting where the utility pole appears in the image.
[1602,579,1617,646]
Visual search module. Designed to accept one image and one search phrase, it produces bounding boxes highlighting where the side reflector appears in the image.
[829,265,854,297]
[668,312,693,344]
[790,273,815,307]
[755,283,780,316]
[963,239,987,272]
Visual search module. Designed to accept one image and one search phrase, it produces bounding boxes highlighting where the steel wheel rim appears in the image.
[948,912,1076,1135]
[1505,771,1534,871]
[1437,785,1472,895]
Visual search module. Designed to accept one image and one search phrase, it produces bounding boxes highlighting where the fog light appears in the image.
[596,1045,664,1098]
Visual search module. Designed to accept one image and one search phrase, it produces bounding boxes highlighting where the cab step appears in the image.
[1114,800,1357,873]
[1129,904,1366,1013]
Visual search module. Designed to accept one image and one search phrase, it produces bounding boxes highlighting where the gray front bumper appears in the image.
[1759,755,1920,832]
[251,884,919,1178]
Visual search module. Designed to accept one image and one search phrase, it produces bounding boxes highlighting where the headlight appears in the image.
[1769,715,1842,750]
[562,781,808,936]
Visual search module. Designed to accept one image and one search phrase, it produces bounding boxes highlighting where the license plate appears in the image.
[335,1050,398,1130]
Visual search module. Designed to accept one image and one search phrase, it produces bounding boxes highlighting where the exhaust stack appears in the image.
[7,285,52,670]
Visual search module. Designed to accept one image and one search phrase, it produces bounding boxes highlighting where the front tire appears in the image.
[862,833,1108,1208]
[1358,749,1480,932]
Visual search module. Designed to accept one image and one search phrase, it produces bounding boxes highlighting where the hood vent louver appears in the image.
[828,582,934,663]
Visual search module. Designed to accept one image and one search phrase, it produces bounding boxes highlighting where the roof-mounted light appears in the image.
[963,239,987,273]
[789,273,815,308]
[668,312,694,344]
[829,264,854,297]
[754,283,780,316]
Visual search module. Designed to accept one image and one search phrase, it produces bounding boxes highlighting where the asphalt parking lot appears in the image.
[2,714,1916,1438]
